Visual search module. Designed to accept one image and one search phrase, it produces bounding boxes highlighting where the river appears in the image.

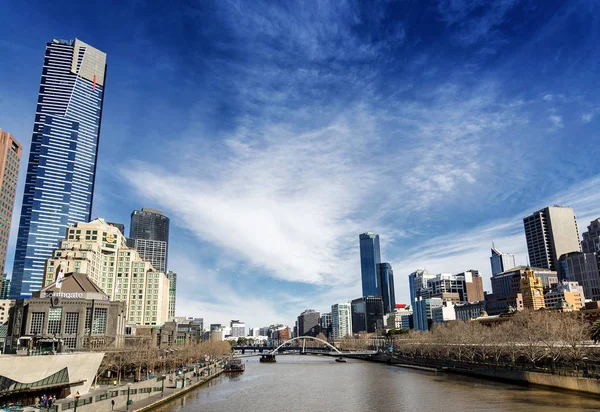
[154,355,600,411]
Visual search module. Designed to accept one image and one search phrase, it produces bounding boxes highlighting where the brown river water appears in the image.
[153,355,600,412]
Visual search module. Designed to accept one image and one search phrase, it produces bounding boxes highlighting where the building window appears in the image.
[48,307,62,334]
[63,337,77,349]
[65,312,79,334]
[30,312,45,334]
[92,308,107,334]
[85,308,93,332]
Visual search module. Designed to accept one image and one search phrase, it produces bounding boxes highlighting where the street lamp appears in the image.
[73,391,80,412]
[126,383,132,411]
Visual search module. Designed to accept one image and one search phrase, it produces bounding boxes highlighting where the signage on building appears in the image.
[44,291,84,299]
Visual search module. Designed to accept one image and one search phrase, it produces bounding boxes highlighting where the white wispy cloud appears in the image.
[548,114,564,130]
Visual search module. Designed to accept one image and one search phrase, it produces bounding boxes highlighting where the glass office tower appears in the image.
[359,232,381,297]
[378,263,396,314]
[10,39,107,298]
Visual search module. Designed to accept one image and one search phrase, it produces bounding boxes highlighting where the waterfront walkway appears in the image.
[52,361,225,412]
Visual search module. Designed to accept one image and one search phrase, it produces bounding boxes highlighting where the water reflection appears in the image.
[154,356,600,412]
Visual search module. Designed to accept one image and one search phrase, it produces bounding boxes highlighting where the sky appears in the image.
[1,0,600,329]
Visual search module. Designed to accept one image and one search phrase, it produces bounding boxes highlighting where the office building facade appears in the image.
[297,309,320,336]
[167,271,177,318]
[41,218,169,326]
[359,232,381,297]
[350,296,384,334]
[523,206,581,272]
[0,129,22,276]
[490,247,516,276]
[128,208,169,272]
[558,252,600,301]
[581,218,600,254]
[230,320,245,337]
[377,263,396,314]
[331,303,352,338]
[11,39,107,298]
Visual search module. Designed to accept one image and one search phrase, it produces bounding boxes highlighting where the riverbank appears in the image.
[354,354,600,397]
[131,367,224,412]
[51,362,225,412]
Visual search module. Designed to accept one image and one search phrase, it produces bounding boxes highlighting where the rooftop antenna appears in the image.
[492,241,496,249]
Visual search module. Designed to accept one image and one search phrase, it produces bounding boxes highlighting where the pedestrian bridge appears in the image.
[234,337,376,356]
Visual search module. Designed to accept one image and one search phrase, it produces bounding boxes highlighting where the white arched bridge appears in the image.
[233,336,376,357]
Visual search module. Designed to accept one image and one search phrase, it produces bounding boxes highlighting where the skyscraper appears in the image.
[359,232,381,297]
[377,262,396,314]
[167,270,177,319]
[523,206,581,272]
[331,303,352,338]
[10,39,107,299]
[128,208,170,272]
[0,129,22,276]
[581,218,600,254]
[490,247,516,276]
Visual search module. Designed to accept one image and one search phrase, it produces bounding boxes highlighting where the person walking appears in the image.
[111,399,115,410]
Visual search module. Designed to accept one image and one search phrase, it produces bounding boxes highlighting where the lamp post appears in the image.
[73,391,80,412]
[126,383,132,411]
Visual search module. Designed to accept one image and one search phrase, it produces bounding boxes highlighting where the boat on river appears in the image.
[259,354,277,363]
[225,357,245,372]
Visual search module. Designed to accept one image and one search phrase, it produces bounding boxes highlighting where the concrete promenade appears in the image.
[53,361,225,412]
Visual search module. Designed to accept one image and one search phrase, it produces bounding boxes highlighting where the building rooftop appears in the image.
[38,272,107,296]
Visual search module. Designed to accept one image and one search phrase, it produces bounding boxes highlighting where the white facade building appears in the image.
[42,218,170,326]
[331,303,352,338]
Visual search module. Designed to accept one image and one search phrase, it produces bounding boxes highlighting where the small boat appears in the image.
[259,354,277,363]
[225,357,245,372]
[335,358,346,363]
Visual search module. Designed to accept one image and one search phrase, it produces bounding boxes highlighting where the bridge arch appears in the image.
[271,336,342,354]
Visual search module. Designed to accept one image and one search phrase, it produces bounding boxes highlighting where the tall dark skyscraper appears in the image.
[128,208,170,272]
[359,232,381,297]
[377,263,395,314]
[10,39,107,298]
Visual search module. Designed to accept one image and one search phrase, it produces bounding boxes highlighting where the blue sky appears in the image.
[1,0,600,328]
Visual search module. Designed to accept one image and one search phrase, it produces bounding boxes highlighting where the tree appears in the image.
[591,319,600,344]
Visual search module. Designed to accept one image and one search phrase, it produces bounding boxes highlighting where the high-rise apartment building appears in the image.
[523,206,581,272]
[0,130,22,276]
[167,271,177,318]
[128,208,170,272]
[490,247,516,276]
[10,39,107,299]
[377,263,396,314]
[558,252,600,301]
[359,232,381,297]
[297,309,320,336]
[331,303,352,338]
[41,218,169,326]
[581,218,600,254]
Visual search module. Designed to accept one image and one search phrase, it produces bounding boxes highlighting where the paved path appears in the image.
[53,362,224,412]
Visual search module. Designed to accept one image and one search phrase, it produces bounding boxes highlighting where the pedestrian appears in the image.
[48,397,53,408]
[111,399,115,410]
